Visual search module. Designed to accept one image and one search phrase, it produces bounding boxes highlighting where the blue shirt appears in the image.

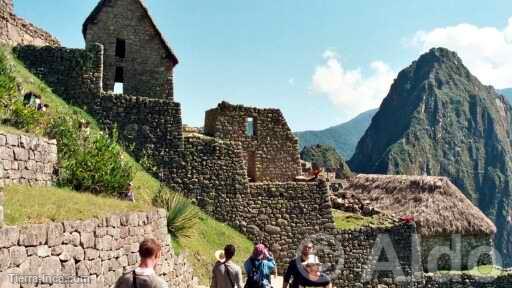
[244,256,276,287]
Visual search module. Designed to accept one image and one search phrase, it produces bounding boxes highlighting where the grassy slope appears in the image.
[1,47,253,285]
[174,213,253,285]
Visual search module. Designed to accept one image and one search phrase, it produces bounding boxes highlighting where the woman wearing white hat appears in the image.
[297,255,331,288]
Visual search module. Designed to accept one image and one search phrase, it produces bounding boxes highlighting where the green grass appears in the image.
[436,265,512,277]
[173,213,254,285]
[4,165,159,225]
[333,210,394,230]
[0,124,27,135]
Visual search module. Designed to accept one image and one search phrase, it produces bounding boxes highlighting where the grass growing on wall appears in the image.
[333,210,394,230]
[436,265,512,277]
[173,213,254,285]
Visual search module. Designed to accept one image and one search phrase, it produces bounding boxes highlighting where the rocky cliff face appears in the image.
[349,47,512,265]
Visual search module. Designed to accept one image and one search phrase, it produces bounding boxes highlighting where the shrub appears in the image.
[8,100,43,131]
[47,114,133,196]
[152,186,200,241]
[0,52,18,121]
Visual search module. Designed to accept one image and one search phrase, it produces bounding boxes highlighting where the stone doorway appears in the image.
[247,151,257,182]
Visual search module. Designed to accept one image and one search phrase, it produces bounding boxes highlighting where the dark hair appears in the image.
[224,244,236,260]
[139,238,161,259]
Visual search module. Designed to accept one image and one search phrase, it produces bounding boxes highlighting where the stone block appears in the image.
[0,147,13,161]
[47,223,64,247]
[35,245,51,257]
[61,259,75,276]
[81,232,95,249]
[13,148,28,161]
[0,227,18,248]
[70,232,80,246]
[85,248,99,260]
[95,236,113,251]
[0,248,10,270]
[5,134,18,146]
[18,224,47,246]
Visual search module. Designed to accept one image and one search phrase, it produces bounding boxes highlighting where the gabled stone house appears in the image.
[83,0,179,99]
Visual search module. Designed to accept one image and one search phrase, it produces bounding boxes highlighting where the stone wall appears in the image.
[13,45,103,107]
[421,235,494,272]
[424,274,512,288]
[0,0,12,14]
[165,134,248,221]
[92,93,184,167]
[204,101,302,182]
[329,224,422,288]
[0,1,59,47]
[13,45,184,166]
[83,0,177,100]
[0,209,197,288]
[0,132,57,188]
[240,182,335,264]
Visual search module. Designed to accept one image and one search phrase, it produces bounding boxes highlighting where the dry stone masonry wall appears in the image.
[0,132,57,188]
[14,45,184,167]
[13,45,103,107]
[204,101,302,182]
[239,182,335,264]
[0,0,59,46]
[165,134,248,220]
[0,209,197,288]
[329,224,422,288]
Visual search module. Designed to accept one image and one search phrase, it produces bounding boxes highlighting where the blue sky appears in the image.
[14,0,512,131]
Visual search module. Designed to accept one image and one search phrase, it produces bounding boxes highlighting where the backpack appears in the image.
[244,259,263,288]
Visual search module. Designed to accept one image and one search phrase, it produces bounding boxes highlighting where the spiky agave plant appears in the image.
[153,187,200,241]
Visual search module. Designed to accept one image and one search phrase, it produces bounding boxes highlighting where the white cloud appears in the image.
[288,77,295,86]
[312,51,395,121]
[408,17,512,89]
[322,48,339,59]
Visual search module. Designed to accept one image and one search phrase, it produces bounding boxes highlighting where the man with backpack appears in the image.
[113,238,169,288]
[244,244,276,288]
[211,244,244,288]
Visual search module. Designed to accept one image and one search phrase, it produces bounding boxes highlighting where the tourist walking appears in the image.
[282,242,313,288]
[113,238,169,288]
[244,244,276,288]
[211,244,243,288]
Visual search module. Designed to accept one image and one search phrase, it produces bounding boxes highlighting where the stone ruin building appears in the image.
[332,174,497,271]
[83,0,179,99]
[0,0,59,46]
[204,101,302,182]
[7,0,509,287]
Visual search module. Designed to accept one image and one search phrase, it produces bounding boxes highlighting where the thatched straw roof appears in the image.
[342,174,496,237]
[83,0,179,65]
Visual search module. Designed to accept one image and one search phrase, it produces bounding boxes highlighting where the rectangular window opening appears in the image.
[245,117,255,137]
[115,38,126,58]
[114,82,124,94]
[114,66,124,94]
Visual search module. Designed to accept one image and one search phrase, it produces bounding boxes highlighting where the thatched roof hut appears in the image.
[342,174,496,237]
